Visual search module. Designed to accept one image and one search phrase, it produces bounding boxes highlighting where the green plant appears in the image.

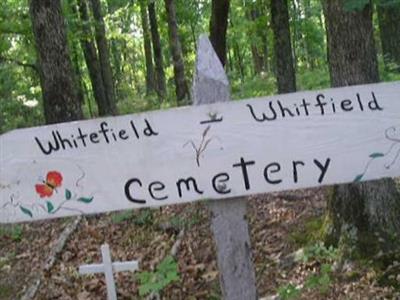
[277,283,301,300]
[136,255,179,296]
[304,263,333,293]
[168,213,201,230]
[0,284,13,298]
[301,242,338,263]
[133,208,154,226]
[111,210,134,223]
[0,225,23,242]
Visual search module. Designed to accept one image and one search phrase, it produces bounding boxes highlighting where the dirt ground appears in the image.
[1,188,399,299]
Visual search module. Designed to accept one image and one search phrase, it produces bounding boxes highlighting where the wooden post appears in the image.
[192,34,257,300]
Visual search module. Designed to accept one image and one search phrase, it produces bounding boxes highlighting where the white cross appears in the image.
[79,244,139,300]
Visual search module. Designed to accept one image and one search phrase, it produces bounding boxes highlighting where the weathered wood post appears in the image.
[192,34,258,300]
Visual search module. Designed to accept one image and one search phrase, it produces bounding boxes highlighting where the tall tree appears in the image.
[164,0,190,104]
[139,0,155,95]
[76,0,109,116]
[148,1,167,100]
[29,0,83,124]
[246,2,265,75]
[270,0,296,93]
[90,0,117,115]
[377,1,400,71]
[209,0,230,66]
[323,0,400,257]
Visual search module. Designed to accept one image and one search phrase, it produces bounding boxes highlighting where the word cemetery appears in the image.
[1,80,399,223]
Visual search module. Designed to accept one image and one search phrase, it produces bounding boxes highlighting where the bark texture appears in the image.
[164,0,190,105]
[140,0,155,95]
[323,0,400,257]
[148,1,167,100]
[323,0,379,86]
[90,0,117,115]
[30,0,83,124]
[377,2,400,72]
[209,0,230,67]
[77,0,108,116]
[270,0,296,93]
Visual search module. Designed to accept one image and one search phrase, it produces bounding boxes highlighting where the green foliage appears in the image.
[288,216,325,247]
[304,263,333,293]
[301,242,339,263]
[344,0,370,11]
[278,283,301,300]
[0,284,13,298]
[277,243,337,298]
[133,208,154,226]
[168,213,201,230]
[111,208,154,225]
[0,224,23,242]
[136,255,179,296]
[111,210,134,223]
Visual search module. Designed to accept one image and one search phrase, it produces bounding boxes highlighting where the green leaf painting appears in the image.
[46,201,54,213]
[65,189,72,200]
[77,197,93,204]
[369,152,384,158]
[353,174,363,182]
[20,206,33,218]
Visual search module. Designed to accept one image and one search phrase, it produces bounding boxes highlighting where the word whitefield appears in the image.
[0,81,399,223]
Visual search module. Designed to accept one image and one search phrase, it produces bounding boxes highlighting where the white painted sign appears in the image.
[1,81,399,223]
[79,244,139,300]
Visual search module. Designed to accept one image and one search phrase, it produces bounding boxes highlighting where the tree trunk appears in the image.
[248,6,265,75]
[148,1,167,100]
[209,0,230,67]
[71,43,85,106]
[322,0,400,258]
[164,0,190,105]
[270,0,296,93]
[140,0,155,95]
[90,0,117,115]
[289,0,298,72]
[76,0,108,116]
[377,2,400,72]
[29,0,83,124]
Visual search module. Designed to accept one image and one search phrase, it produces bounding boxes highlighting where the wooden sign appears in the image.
[1,81,399,223]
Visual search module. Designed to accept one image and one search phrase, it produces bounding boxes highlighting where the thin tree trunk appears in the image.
[248,7,265,75]
[140,0,155,95]
[209,0,230,67]
[290,0,298,72]
[71,43,85,106]
[302,0,315,69]
[148,1,167,100]
[377,2,400,72]
[90,0,117,115]
[29,0,83,124]
[322,0,400,258]
[270,0,296,93]
[77,0,108,116]
[164,0,190,105]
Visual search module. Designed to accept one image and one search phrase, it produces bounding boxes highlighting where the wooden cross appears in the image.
[79,244,139,300]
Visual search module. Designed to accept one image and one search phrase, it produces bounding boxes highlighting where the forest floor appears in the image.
[1,188,399,300]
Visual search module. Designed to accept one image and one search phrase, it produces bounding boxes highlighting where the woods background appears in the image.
[0,0,400,299]
[1,0,399,131]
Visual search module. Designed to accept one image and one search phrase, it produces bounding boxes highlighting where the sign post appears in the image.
[192,35,257,299]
